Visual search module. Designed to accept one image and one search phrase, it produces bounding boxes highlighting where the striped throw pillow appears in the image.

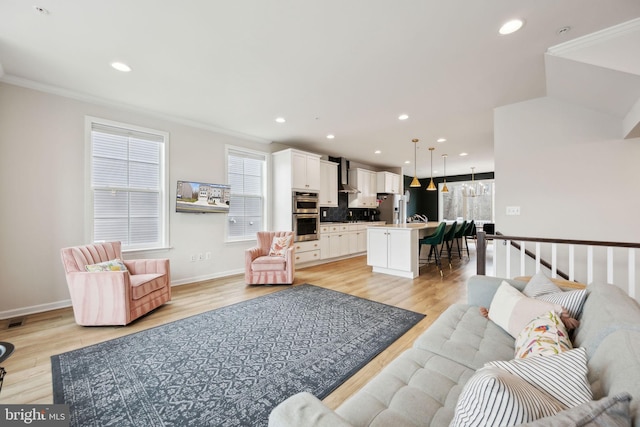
[487,347,592,408]
[536,289,587,319]
[452,348,592,427]
[451,367,564,427]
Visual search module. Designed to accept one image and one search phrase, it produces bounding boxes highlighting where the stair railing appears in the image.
[476,231,640,299]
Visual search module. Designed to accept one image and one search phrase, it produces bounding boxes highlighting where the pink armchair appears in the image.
[245,231,295,285]
[60,241,171,326]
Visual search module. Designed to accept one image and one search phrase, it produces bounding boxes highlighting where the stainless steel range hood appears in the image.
[338,157,360,193]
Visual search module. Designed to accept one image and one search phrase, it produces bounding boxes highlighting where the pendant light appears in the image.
[426,147,436,191]
[462,166,488,197]
[441,154,449,193]
[409,138,421,187]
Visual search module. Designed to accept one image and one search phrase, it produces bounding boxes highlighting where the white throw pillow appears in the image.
[269,235,293,257]
[489,281,562,338]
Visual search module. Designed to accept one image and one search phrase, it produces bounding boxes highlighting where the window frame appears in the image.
[225,145,269,242]
[85,116,170,252]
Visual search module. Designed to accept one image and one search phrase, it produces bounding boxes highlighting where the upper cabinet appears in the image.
[348,168,378,208]
[376,171,401,194]
[273,148,321,192]
[319,160,338,207]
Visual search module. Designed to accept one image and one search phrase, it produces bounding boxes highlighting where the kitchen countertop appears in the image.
[367,221,441,229]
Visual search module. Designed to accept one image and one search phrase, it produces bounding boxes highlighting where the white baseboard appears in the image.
[0,268,246,320]
[0,299,72,320]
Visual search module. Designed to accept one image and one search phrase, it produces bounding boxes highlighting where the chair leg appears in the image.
[432,244,443,276]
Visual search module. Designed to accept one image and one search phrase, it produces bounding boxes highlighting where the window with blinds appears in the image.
[227,147,266,240]
[89,119,168,250]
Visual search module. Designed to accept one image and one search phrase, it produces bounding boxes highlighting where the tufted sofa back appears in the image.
[61,241,122,273]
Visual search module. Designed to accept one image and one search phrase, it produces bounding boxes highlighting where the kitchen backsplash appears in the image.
[320,192,372,222]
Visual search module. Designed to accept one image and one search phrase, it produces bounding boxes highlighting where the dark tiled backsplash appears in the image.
[320,192,373,222]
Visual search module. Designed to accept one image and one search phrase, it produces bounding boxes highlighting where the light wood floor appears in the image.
[0,247,481,409]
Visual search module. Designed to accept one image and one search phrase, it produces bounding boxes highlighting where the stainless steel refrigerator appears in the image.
[377,193,406,224]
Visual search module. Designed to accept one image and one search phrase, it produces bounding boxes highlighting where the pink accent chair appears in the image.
[60,242,171,326]
[245,231,295,285]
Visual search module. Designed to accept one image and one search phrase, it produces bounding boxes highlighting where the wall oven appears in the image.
[292,214,319,242]
[292,191,319,214]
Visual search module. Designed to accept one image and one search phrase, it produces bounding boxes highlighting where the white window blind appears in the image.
[227,147,266,240]
[90,120,167,250]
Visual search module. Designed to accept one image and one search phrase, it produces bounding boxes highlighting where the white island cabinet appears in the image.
[367,226,418,278]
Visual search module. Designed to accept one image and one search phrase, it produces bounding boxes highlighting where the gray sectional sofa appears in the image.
[269,275,640,427]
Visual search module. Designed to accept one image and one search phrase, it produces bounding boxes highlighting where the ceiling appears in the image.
[1,1,640,177]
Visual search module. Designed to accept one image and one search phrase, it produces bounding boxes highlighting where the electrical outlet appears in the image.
[506,206,521,215]
[198,253,204,261]
[205,252,211,260]
[190,254,196,262]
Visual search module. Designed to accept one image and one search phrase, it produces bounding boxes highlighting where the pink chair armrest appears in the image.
[124,258,170,275]
[245,246,263,263]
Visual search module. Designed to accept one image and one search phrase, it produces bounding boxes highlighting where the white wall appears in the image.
[0,83,281,318]
[494,96,640,294]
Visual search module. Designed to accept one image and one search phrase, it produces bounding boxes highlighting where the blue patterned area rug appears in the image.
[51,284,425,426]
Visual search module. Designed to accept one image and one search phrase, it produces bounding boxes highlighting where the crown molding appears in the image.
[547,17,640,56]
[0,74,273,144]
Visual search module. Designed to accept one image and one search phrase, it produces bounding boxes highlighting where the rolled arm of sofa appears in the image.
[466,275,527,307]
[269,392,353,427]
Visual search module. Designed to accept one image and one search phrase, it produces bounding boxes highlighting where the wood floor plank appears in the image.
[0,250,480,409]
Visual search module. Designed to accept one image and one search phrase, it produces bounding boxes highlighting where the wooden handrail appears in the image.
[487,233,640,249]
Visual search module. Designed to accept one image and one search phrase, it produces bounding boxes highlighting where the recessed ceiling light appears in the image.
[111,62,132,72]
[326,134,335,139]
[404,160,410,164]
[459,152,468,157]
[499,19,524,35]
[275,117,286,123]
[398,114,409,120]
[374,150,381,154]
[437,138,447,143]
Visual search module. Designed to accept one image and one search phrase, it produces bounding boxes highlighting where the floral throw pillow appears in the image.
[269,235,293,257]
[85,259,128,272]
[515,311,572,359]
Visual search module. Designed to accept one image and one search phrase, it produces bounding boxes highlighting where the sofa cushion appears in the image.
[573,283,640,356]
[586,329,640,424]
[514,311,572,358]
[335,348,475,427]
[488,281,562,338]
[251,255,287,271]
[412,304,515,370]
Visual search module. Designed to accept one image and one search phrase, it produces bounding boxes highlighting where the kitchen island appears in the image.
[366,222,444,278]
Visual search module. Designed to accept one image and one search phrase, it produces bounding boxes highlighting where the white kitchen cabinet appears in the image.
[377,171,401,194]
[273,148,321,195]
[294,240,320,264]
[272,148,322,232]
[319,223,371,260]
[319,160,338,207]
[292,151,320,191]
[367,226,418,278]
[348,168,378,208]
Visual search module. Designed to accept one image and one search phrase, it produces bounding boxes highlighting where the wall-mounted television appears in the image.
[176,180,231,213]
